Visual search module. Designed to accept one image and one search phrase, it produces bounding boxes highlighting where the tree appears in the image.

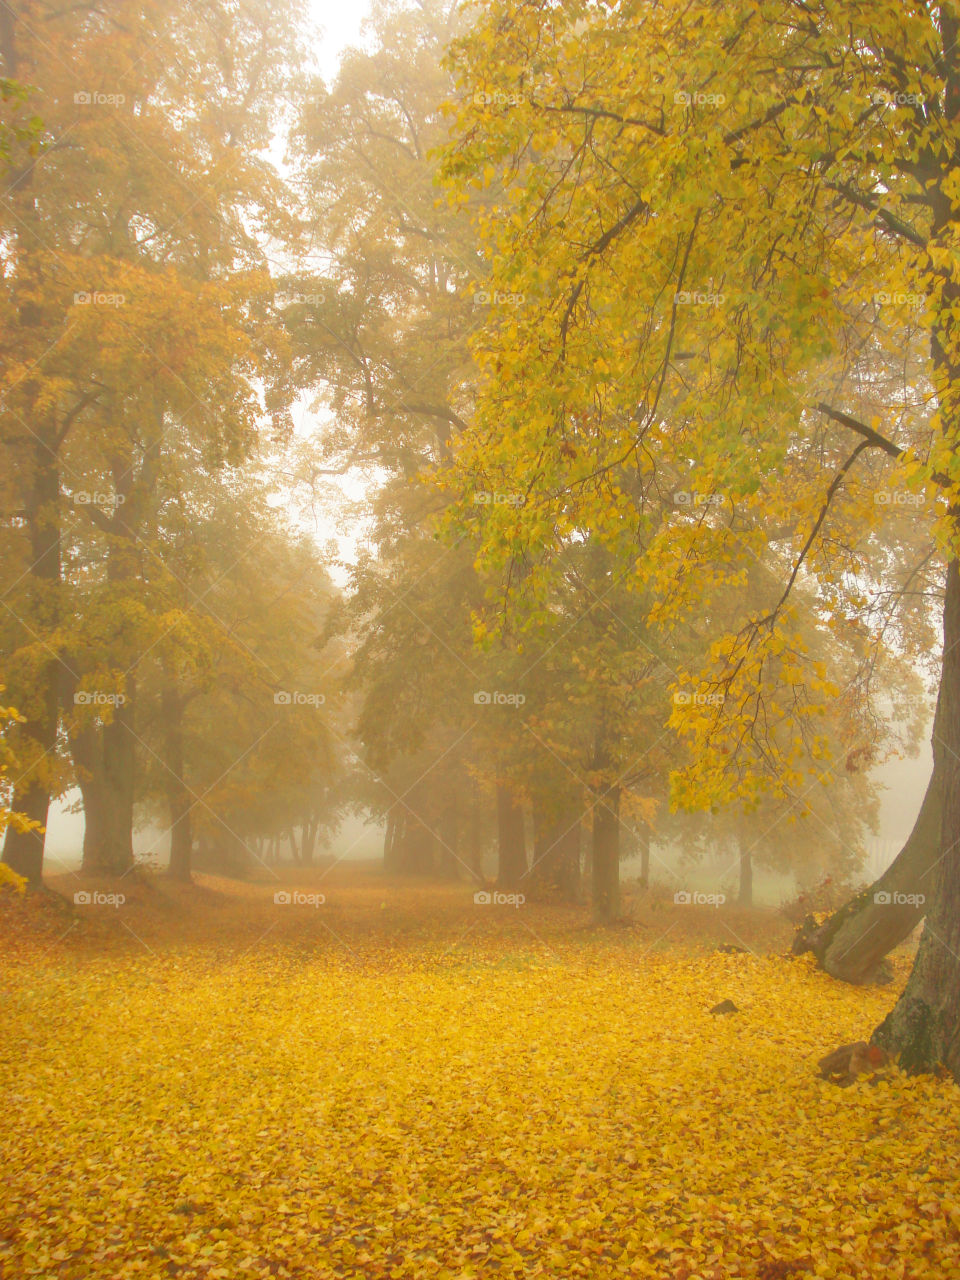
[0,0,302,882]
[441,0,960,1073]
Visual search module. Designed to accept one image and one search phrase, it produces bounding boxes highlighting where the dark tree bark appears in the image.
[0,13,68,887]
[873,558,960,1076]
[382,811,399,872]
[465,783,484,879]
[384,789,435,876]
[2,437,62,886]
[637,818,651,892]
[79,678,136,877]
[592,782,621,922]
[70,722,106,869]
[496,782,527,888]
[436,789,462,879]
[301,814,319,865]
[529,796,581,901]
[793,763,941,983]
[162,684,193,881]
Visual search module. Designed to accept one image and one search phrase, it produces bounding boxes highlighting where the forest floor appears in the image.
[2,863,959,1279]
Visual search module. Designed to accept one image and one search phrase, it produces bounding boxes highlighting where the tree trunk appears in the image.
[383,811,399,872]
[2,438,62,886]
[637,819,651,892]
[873,557,960,1076]
[162,684,193,881]
[70,723,107,870]
[466,784,484,879]
[0,15,64,888]
[592,783,620,922]
[529,796,581,901]
[496,782,527,888]
[436,789,462,879]
[793,764,941,982]
[79,449,148,879]
[738,837,753,908]
[81,680,136,877]
[302,816,318,865]
[556,816,581,902]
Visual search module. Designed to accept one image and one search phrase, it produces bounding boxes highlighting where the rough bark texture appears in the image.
[436,791,463,879]
[162,685,193,881]
[637,821,651,892]
[78,678,136,877]
[0,14,63,887]
[465,784,484,879]
[793,763,940,983]
[872,556,960,1076]
[870,17,960,1075]
[383,811,399,872]
[2,439,62,886]
[528,798,581,902]
[592,783,621,922]
[496,783,527,889]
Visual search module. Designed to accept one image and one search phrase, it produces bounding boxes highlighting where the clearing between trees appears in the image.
[2,867,958,1280]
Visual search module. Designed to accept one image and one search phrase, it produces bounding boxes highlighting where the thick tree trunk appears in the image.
[162,684,193,881]
[2,440,62,886]
[385,792,435,875]
[496,783,527,889]
[436,790,462,879]
[0,16,64,888]
[80,680,136,877]
[556,816,582,902]
[738,837,753,908]
[637,820,651,892]
[794,764,941,983]
[383,811,399,872]
[592,783,620,922]
[2,770,52,886]
[873,558,960,1076]
[466,784,484,878]
[70,723,106,869]
[529,796,581,901]
[301,817,318,865]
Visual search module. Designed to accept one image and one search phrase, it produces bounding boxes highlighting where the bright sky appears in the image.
[280,0,379,572]
[307,0,374,81]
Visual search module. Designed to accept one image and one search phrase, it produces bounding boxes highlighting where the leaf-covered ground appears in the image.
[2,873,960,1278]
